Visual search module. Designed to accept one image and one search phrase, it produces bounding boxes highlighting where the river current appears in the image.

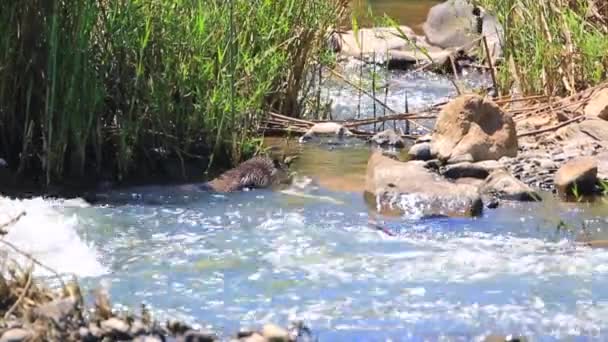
[2,1,608,340]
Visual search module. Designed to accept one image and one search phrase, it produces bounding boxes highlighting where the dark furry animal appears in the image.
[202,156,293,192]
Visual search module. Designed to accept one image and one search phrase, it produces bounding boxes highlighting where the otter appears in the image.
[200,155,296,192]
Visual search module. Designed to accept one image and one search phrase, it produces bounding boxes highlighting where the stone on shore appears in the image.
[0,329,33,342]
[442,160,502,179]
[554,157,598,197]
[370,129,405,148]
[408,142,433,161]
[584,87,608,120]
[365,152,483,217]
[431,95,518,163]
[481,169,541,201]
[261,324,291,342]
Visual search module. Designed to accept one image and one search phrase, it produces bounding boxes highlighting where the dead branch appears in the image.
[517,115,584,138]
[0,211,26,234]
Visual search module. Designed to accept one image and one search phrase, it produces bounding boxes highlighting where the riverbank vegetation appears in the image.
[0,0,347,187]
[479,0,608,96]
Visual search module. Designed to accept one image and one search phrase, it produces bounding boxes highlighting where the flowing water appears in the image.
[2,1,608,341]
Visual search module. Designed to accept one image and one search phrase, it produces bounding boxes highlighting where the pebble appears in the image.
[0,329,33,342]
[181,329,217,342]
[240,333,267,342]
[130,319,147,336]
[262,324,290,342]
[101,317,131,339]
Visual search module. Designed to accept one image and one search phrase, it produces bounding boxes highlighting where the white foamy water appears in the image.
[0,196,107,277]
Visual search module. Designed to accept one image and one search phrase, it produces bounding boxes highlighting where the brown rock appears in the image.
[261,324,290,342]
[240,333,267,342]
[365,151,483,217]
[431,95,518,163]
[33,297,77,325]
[584,87,608,120]
[0,329,33,342]
[482,169,541,201]
[554,157,598,197]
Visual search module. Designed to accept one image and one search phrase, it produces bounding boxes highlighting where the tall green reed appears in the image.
[0,0,347,185]
[478,0,608,96]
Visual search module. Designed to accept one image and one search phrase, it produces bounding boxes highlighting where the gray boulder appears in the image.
[481,169,541,201]
[423,0,503,60]
[365,152,483,217]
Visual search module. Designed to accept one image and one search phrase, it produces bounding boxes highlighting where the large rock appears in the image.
[481,169,541,201]
[554,157,598,197]
[331,26,454,68]
[431,95,518,163]
[423,0,503,60]
[365,152,483,217]
[584,87,608,120]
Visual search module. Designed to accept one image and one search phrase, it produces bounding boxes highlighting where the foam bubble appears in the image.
[0,197,107,277]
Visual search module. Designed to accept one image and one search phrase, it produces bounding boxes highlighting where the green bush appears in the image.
[0,0,346,185]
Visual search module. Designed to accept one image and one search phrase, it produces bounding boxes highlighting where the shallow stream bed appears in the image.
[3,140,608,340]
[2,2,608,339]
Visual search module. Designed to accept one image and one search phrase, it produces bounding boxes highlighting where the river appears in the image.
[2,1,608,341]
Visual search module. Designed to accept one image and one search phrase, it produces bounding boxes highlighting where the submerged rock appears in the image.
[365,151,482,217]
[481,169,541,201]
[370,129,405,148]
[554,157,598,197]
[431,94,518,163]
[584,87,608,120]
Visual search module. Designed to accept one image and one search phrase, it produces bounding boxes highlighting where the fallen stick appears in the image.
[4,264,32,319]
[325,67,432,132]
[0,211,26,234]
[0,238,68,289]
[517,115,584,138]
[482,36,499,97]
[268,111,314,127]
[343,114,436,128]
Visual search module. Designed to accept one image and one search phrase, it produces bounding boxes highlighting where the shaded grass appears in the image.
[479,0,608,96]
[0,0,347,186]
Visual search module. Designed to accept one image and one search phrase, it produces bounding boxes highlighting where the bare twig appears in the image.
[482,36,499,97]
[0,239,68,289]
[517,115,584,138]
[0,211,26,234]
[4,263,33,319]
